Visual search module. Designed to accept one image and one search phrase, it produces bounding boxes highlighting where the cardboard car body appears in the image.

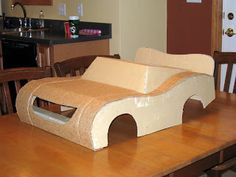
[16,48,215,151]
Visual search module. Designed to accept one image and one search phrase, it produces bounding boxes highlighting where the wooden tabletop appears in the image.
[0,92,236,177]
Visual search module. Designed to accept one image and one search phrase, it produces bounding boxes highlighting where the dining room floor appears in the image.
[200,170,236,177]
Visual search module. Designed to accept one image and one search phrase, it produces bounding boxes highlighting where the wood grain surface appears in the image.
[0,92,236,177]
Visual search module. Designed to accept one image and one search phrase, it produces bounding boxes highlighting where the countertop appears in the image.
[0,29,111,45]
[0,18,112,45]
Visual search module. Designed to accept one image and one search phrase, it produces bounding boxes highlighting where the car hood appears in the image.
[31,77,141,108]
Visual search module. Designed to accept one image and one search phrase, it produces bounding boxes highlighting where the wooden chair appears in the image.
[0,67,52,115]
[54,54,120,77]
[206,51,236,177]
[213,51,236,93]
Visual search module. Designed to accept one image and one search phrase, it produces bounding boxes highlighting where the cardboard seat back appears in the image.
[135,48,214,76]
[82,57,185,93]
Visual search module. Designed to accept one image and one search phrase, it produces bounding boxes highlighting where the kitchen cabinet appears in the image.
[37,39,109,67]
[13,0,52,5]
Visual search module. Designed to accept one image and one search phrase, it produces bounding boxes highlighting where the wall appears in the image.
[2,0,77,20]
[78,0,120,58]
[2,0,167,59]
[119,0,166,59]
[167,0,212,55]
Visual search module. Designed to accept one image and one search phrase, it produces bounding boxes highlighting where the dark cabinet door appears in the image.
[13,0,52,5]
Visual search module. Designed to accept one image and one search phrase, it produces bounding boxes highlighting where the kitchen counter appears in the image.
[0,19,112,45]
[0,18,112,68]
[0,29,111,45]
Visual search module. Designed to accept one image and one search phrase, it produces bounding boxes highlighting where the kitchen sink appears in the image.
[0,28,22,34]
[0,27,48,34]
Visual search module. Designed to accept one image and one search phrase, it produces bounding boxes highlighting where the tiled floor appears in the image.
[200,170,236,177]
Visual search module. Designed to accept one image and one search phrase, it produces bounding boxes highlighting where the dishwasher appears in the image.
[2,39,38,69]
[1,39,38,112]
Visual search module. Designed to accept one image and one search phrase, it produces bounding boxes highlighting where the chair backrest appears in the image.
[213,51,236,93]
[0,67,52,115]
[54,54,120,77]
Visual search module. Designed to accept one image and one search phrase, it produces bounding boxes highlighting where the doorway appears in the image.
[219,0,236,93]
[167,0,213,55]
[167,0,222,55]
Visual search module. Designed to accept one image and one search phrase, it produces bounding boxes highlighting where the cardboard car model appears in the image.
[16,48,215,151]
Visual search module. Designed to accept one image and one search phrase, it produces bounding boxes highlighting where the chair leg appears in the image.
[206,156,236,177]
[0,86,4,115]
[206,170,222,177]
[1,94,7,115]
[232,165,236,172]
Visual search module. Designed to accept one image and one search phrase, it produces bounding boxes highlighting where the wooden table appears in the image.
[0,92,236,177]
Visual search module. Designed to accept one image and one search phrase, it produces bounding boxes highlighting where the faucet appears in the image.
[11,2,27,28]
